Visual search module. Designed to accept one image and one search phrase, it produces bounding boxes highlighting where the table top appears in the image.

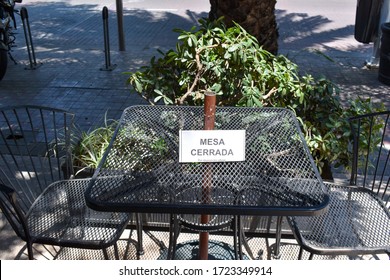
[85,105,329,216]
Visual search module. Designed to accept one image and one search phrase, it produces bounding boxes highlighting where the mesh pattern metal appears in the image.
[28,179,129,248]
[0,106,75,214]
[287,111,390,256]
[53,239,139,260]
[350,111,390,204]
[0,106,130,259]
[86,106,327,216]
[289,183,390,253]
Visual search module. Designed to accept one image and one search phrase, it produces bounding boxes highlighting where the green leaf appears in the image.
[134,79,143,93]
[154,96,163,103]
[228,44,239,52]
[253,97,263,107]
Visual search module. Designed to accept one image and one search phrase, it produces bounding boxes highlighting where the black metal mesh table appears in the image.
[85,105,330,258]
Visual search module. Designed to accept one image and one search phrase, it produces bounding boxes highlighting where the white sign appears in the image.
[179,130,246,163]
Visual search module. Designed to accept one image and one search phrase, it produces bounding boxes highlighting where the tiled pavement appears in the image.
[0,0,210,130]
[0,0,389,260]
[0,0,388,129]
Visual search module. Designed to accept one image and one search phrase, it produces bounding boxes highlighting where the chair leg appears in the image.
[27,241,34,260]
[273,216,283,259]
[240,228,257,259]
[102,248,109,260]
[113,243,120,260]
[167,214,174,259]
[167,214,180,260]
[102,244,121,260]
[298,247,304,260]
[233,216,245,260]
[265,215,273,257]
[136,213,144,256]
[102,247,112,260]
[232,216,239,260]
[298,247,314,260]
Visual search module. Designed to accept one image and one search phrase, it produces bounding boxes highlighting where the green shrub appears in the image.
[125,18,385,176]
[71,115,117,175]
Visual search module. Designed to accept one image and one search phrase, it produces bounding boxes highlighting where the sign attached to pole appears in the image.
[179,130,246,163]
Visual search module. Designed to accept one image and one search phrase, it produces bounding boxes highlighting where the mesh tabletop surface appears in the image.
[85,106,329,216]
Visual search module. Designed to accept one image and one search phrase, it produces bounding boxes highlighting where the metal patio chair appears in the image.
[287,111,390,259]
[0,105,130,260]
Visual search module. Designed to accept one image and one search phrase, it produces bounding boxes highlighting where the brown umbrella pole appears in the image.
[199,91,216,260]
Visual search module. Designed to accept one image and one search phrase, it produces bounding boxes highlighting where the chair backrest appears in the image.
[0,106,75,238]
[349,111,390,205]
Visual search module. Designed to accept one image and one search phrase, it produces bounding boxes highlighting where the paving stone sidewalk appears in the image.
[0,0,388,131]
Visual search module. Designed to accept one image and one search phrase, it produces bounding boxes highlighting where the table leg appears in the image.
[199,230,209,260]
[273,216,283,259]
[199,91,216,260]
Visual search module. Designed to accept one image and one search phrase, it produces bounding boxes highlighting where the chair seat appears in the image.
[287,182,390,255]
[26,179,130,249]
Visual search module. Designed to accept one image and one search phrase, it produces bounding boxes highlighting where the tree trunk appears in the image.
[209,0,279,54]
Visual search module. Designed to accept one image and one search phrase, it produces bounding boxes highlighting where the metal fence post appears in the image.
[100,6,116,71]
[116,0,126,51]
[20,7,41,70]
